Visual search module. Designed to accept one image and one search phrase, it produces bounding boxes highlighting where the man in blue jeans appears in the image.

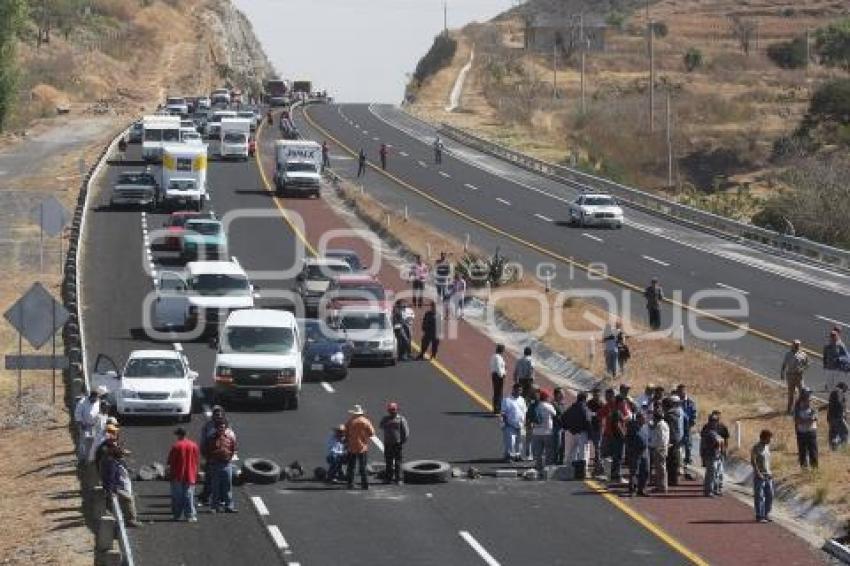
[206,421,237,513]
[751,429,773,522]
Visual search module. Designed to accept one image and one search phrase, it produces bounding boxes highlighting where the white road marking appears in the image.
[582,232,604,243]
[641,255,670,267]
[816,314,849,328]
[417,160,427,168]
[495,198,511,206]
[370,436,384,452]
[459,531,500,566]
[399,151,409,157]
[362,130,369,135]
[251,496,269,517]
[267,525,289,550]
[534,213,553,222]
[321,381,335,393]
[464,183,479,191]
[354,124,359,128]
[439,171,451,178]
[716,282,749,295]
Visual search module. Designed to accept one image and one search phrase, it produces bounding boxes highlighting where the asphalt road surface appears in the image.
[299,102,850,390]
[81,141,689,564]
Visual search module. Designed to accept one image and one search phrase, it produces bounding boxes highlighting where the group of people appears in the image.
[353,136,446,178]
[325,403,410,488]
[410,253,467,320]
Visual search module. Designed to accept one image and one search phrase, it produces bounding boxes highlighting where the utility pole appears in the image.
[443,0,448,36]
[666,88,673,188]
[552,41,558,99]
[648,19,655,133]
[581,47,586,114]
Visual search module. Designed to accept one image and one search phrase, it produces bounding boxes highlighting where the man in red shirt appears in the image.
[168,428,200,522]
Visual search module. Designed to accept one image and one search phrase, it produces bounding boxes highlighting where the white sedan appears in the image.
[567,193,624,228]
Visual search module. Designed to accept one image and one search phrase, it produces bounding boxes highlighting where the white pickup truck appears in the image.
[111,170,159,209]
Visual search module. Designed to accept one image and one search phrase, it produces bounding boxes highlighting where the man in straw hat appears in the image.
[344,404,375,490]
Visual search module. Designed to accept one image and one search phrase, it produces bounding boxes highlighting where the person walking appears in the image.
[490,344,507,414]
[781,339,809,414]
[500,383,527,462]
[321,141,331,168]
[828,382,849,450]
[794,388,818,469]
[410,255,428,308]
[700,413,724,497]
[101,444,142,527]
[379,143,388,170]
[513,346,535,400]
[357,148,367,177]
[751,429,774,523]
[562,391,593,479]
[326,425,348,483]
[433,136,444,164]
[823,330,848,391]
[75,387,107,465]
[676,384,697,480]
[644,278,664,331]
[530,389,557,473]
[626,411,651,496]
[168,428,200,522]
[206,421,237,513]
[649,410,670,493]
[379,402,409,484]
[345,404,375,490]
[417,302,440,360]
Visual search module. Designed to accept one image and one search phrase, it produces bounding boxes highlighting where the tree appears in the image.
[729,16,757,56]
[683,47,703,72]
[651,21,668,38]
[0,0,26,132]
[814,19,850,71]
[807,78,850,125]
[766,37,808,69]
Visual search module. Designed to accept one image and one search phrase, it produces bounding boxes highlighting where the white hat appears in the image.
[95,386,109,396]
[668,395,681,403]
[348,404,365,415]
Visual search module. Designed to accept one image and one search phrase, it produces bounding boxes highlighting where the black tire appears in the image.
[242,458,282,485]
[401,460,451,484]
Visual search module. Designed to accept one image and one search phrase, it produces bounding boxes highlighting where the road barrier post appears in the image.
[95,514,116,553]
[678,324,686,350]
[404,205,409,221]
[464,233,470,251]
[735,421,742,449]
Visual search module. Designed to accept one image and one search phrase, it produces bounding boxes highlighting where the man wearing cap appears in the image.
[75,387,107,465]
[643,278,664,331]
[102,444,141,527]
[345,405,376,489]
[823,330,849,391]
[700,412,726,496]
[168,428,200,522]
[198,406,234,506]
[781,339,809,414]
[326,426,348,483]
[793,388,818,469]
[379,403,410,484]
[828,382,849,450]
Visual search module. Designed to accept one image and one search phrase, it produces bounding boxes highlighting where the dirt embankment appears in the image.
[0,1,274,563]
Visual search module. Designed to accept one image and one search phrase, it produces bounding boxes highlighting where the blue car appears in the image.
[299,319,352,380]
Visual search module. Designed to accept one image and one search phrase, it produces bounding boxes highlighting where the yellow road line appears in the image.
[302,106,821,359]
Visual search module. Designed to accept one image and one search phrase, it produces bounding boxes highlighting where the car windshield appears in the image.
[224,132,246,143]
[186,222,220,236]
[306,263,350,280]
[124,358,184,378]
[169,180,196,191]
[287,163,317,173]
[118,173,155,185]
[167,98,185,106]
[226,326,294,353]
[191,274,249,296]
[583,197,615,206]
[340,313,388,330]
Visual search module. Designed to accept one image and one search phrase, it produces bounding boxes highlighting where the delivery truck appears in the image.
[274,140,322,197]
[161,143,208,210]
[219,117,251,160]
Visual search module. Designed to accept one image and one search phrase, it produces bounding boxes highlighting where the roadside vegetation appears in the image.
[405,32,458,103]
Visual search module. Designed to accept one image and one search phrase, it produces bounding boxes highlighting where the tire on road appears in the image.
[242,458,282,485]
[401,460,451,484]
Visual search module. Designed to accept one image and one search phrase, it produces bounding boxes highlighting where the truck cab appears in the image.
[274,140,322,197]
[142,115,181,162]
[166,96,189,117]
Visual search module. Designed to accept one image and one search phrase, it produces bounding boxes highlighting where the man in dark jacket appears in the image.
[357,148,367,177]
[828,382,848,450]
[101,444,141,527]
[586,387,605,477]
[562,392,593,479]
[644,278,664,330]
[665,396,685,487]
[626,412,651,496]
[676,384,697,479]
[417,302,440,360]
[392,302,412,361]
[824,330,849,391]
[552,388,568,465]
[379,402,410,484]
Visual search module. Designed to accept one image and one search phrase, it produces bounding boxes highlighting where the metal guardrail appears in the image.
[110,494,135,566]
[439,123,850,270]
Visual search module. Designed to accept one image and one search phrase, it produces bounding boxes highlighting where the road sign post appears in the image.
[31,197,68,278]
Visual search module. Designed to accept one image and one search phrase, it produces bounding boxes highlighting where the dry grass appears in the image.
[334,174,850,524]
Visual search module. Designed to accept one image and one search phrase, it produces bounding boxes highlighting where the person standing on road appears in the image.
[75,386,107,465]
[781,339,809,414]
[321,141,331,169]
[433,136,444,164]
[198,406,233,506]
[587,387,605,478]
[117,135,128,162]
[433,252,451,301]
[206,421,237,513]
[643,278,664,331]
[603,324,619,377]
[168,428,199,522]
[417,302,440,360]
[828,382,849,450]
[530,389,557,473]
[101,444,142,527]
[794,388,818,469]
[345,404,376,490]
[410,255,428,308]
[500,383,527,462]
[490,344,507,414]
[700,413,724,497]
[676,384,697,480]
[379,143,388,170]
[357,148,367,177]
[379,402,410,484]
[562,391,593,479]
[649,410,669,493]
[552,388,568,465]
[626,411,651,497]
[326,425,348,483]
[823,330,848,391]
[392,301,412,361]
[664,396,684,487]
[513,346,535,400]
[751,429,774,523]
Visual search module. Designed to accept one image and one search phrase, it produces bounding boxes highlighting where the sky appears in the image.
[232,0,515,103]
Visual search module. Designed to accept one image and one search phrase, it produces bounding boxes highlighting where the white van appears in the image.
[162,143,208,210]
[143,115,181,162]
[205,110,236,139]
[219,117,251,160]
[274,140,322,197]
[213,309,303,409]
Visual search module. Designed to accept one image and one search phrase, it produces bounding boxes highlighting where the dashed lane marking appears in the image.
[495,197,511,206]
[251,496,269,517]
[534,213,552,222]
[417,160,427,168]
[267,525,289,550]
[464,183,479,191]
[439,171,451,178]
[641,254,670,267]
[716,282,749,295]
[816,314,849,328]
[582,233,604,243]
[459,531,500,566]
[320,381,335,393]
[399,151,409,157]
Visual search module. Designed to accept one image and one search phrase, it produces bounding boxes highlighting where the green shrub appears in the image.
[808,78,850,124]
[766,37,808,69]
[652,21,668,38]
[814,18,850,71]
[412,33,457,86]
[683,47,703,72]
[605,11,626,31]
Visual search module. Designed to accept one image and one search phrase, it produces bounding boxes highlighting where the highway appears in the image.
[81,136,690,564]
[299,102,850,388]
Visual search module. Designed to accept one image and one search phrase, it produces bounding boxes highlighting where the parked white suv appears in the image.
[213,309,303,409]
[91,346,197,422]
[567,193,624,228]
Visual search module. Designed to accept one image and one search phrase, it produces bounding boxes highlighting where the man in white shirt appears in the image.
[531,389,557,472]
[500,383,527,462]
[490,344,507,415]
[75,386,107,464]
[649,411,670,493]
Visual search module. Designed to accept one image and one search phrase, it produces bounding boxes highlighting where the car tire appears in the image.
[401,460,451,484]
[242,458,281,485]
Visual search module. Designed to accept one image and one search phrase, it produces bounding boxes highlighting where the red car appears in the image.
[322,274,392,314]
[163,211,217,250]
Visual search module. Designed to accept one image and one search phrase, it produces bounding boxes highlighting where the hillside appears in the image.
[408,0,850,246]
